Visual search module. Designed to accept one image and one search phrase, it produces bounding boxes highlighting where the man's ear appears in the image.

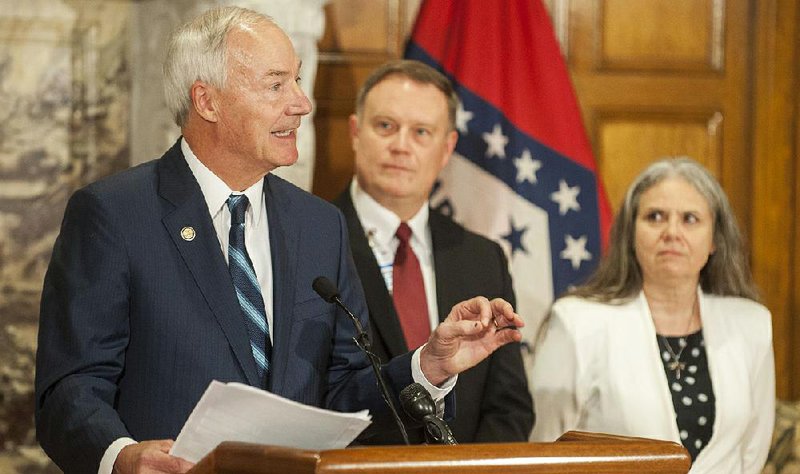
[441,129,458,169]
[190,81,219,123]
[348,114,360,151]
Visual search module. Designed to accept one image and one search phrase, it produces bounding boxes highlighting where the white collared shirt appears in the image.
[182,139,274,336]
[348,178,454,411]
[349,179,440,331]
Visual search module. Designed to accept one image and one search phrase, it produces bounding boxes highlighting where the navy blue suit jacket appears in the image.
[35,141,416,473]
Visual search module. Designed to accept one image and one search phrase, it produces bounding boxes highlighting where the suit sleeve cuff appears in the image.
[98,437,137,474]
[411,344,457,413]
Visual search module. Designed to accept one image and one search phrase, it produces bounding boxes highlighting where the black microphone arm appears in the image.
[312,276,410,445]
[399,382,457,445]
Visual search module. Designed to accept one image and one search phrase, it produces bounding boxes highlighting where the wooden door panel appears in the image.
[600,0,723,71]
[597,111,723,210]
[314,115,354,197]
[568,0,751,225]
[318,0,397,53]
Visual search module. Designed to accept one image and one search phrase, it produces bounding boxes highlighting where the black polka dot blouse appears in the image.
[657,329,716,462]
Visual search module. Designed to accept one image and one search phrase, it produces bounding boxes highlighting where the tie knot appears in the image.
[395,222,413,243]
[227,194,249,225]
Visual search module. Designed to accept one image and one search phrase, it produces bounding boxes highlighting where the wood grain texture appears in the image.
[751,0,800,398]
[189,432,691,474]
[599,0,722,72]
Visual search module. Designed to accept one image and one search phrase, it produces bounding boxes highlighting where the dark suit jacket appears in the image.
[334,190,534,444]
[34,141,417,473]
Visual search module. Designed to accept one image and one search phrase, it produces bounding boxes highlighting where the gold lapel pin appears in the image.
[180,226,196,241]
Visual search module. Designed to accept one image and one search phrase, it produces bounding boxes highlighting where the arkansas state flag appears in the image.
[406,0,612,348]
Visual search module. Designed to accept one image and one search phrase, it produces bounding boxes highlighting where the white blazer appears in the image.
[530,290,775,474]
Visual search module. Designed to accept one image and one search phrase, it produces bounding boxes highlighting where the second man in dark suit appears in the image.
[334,60,534,443]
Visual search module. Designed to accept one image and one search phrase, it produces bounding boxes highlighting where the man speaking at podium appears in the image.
[33,6,524,474]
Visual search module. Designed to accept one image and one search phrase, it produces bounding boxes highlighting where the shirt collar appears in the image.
[181,138,265,225]
[349,178,431,251]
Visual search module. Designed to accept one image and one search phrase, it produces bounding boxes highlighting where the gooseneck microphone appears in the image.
[312,276,410,445]
[312,276,369,346]
[399,383,457,445]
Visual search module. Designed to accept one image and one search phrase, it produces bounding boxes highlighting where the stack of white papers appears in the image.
[170,380,372,463]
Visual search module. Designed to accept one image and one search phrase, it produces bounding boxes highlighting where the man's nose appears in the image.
[390,128,411,152]
[289,82,312,116]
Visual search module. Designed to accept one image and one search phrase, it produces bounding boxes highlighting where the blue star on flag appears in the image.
[501,218,528,257]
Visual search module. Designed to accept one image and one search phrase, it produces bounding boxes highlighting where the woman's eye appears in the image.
[684,213,698,224]
[645,211,664,222]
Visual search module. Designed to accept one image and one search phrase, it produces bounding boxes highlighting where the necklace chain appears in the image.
[661,336,687,379]
[657,298,698,380]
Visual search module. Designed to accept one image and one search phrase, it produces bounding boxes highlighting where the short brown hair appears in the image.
[355,59,458,131]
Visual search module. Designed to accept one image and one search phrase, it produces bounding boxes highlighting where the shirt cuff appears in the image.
[98,437,137,474]
[411,344,457,415]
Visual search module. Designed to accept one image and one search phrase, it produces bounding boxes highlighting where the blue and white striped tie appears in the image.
[227,194,271,381]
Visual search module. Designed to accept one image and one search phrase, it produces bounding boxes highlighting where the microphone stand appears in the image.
[315,278,410,445]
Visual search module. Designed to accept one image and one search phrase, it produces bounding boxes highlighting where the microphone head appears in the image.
[312,276,340,303]
[399,383,436,423]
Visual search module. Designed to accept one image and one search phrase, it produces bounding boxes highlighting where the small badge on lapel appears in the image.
[365,228,376,248]
[180,226,196,241]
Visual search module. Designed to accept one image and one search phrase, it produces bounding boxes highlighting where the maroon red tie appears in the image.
[392,223,431,350]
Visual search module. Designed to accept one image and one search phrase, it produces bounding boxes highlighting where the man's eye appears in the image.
[270,83,281,91]
[416,128,430,136]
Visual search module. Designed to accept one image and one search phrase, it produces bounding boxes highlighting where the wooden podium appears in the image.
[189,431,691,473]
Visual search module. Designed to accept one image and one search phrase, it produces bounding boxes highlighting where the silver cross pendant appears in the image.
[668,360,686,379]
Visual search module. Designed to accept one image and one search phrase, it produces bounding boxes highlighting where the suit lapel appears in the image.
[263,174,299,392]
[157,141,261,387]
[334,191,408,358]
[430,211,460,323]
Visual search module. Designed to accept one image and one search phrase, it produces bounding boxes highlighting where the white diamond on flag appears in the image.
[430,154,553,341]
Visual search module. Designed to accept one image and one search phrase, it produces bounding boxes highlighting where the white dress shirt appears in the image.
[348,178,455,405]
[350,178,440,330]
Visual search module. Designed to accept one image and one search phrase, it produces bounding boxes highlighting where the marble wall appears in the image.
[0,0,324,471]
[0,1,130,471]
